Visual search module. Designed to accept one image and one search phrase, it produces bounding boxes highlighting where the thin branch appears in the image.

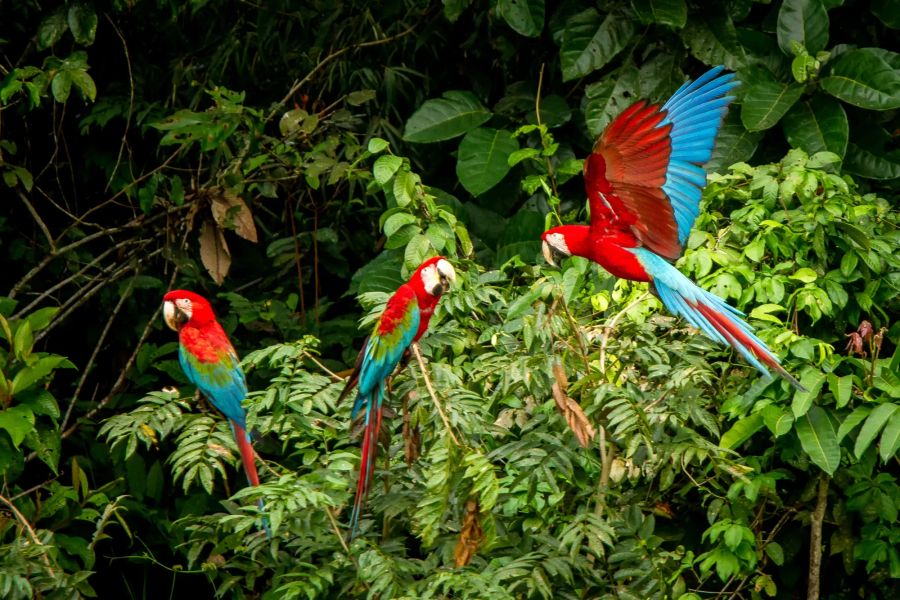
[60,275,137,433]
[303,351,342,381]
[0,493,55,574]
[17,191,56,253]
[410,343,461,447]
[807,474,828,600]
[104,14,136,193]
[594,426,615,516]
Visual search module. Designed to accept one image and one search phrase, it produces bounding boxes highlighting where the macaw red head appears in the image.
[412,256,456,298]
[541,228,574,267]
[163,290,217,331]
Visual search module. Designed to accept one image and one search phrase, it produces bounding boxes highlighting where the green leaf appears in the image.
[498,0,545,37]
[13,320,33,361]
[583,64,640,138]
[707,111,763,172]
[367,137,389,154]
[11,355,74,396]
[37,10,68,50]
[559,9,634,82]
[872,0,900,29]
[25,307,59,332]
[776,0,829,55]
[765,542,785,566]
[795,406,840,475]
[720,413,764,450]
[373,155,403,185]
[782,95,849,158]
[844,142,900,180]
[791,267,818,283]
[68,69,96,102]
[681,13,746,71]
[404,233,433,271]
[392,169,416,207]
[880,411,900,462]
[456,128,518,196]
[67,4,98,46]
[631,0,687,28]
[25,426,60,474]
[792,370,825,417]
[828,373,853,408]
[761,405,794,437]
[820,49,900,110]
[837,406,870,441]
[0,405,36,447]
[51,71,73,103]
[403,91,491,143]
[741,79,804,131]
[383,212,417,238]
[346,89,376,106]
[854,403,898,458]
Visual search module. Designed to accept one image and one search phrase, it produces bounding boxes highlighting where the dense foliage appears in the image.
[1,0,898,598]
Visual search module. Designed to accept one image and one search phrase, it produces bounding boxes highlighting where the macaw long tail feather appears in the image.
[634,249,804,390]
[349,386,384,540]
[232,421,271,538]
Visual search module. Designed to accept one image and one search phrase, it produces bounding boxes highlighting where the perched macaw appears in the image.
[338,256,457,538]
[162,290,269,533]
[541,66,802,388]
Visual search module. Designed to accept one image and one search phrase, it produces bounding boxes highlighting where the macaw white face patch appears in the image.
[542,232,571,266]
[163,298,193,331]
[420,259,456,297]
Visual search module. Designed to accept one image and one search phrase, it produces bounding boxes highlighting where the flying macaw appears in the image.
[162,290,270,534]
[540,66,802,388]
[338,256,457,539]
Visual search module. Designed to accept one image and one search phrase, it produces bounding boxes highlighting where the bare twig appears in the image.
[60,275,137,433]
[807,475,829,600]
[594,426,615,516]
[17,191,56,253]
[410,343,461,447]
[104,14,136,193]
[303,351,342,381]
[0,493,55,574]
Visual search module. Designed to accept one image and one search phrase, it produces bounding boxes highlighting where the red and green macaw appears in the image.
[541,66,802,388]
[162,290,269,533]
[338,256,457,538]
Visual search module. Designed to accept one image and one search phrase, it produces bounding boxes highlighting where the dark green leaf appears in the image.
[782,95,848,158]
[583,64,640,138]
[0,405,36,447]
[776,0,829,55]
[498,0,545,37]
[67,4,98,46]
[820,49,900,110]
[559,9,635,82]
[68,70,96,102]
[37,10,68,50]
[51,71,73,103]
[631,0,687,28]
[837,406,870,440]
[403,91,492,143]
[844,143,900,180]
[880,411,900,461]
[681,13,747,71]
[707,111,763,172]
[456,128,518,196]
[740,79,804,131]
[872,0,900,29]
[796,406,840,475]
[792,370,826,418]
[720,413,764,449]
[854,403,898,458]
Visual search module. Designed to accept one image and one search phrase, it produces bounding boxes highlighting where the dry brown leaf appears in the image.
[210,187,258,243]
[199,219,231,284]
[453,498,483,568]
[402,392,421,466]
[552,363,596,448]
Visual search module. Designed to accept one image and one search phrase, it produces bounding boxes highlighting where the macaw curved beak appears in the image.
[433,259,457,296]
[542,240,558,268]
[163,300,190,331]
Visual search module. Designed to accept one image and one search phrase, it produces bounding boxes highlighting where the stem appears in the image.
[594,426,615,516]
[0,493,55,575]
[807,474,828,600]
[410,343,461,447]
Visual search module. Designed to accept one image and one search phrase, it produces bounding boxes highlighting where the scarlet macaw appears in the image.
[162,290,269,532]
[541,66,802,388]
[338,256,457,538]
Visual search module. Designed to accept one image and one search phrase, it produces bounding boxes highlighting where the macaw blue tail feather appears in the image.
[633,248,804,390]
[348,385,385,540]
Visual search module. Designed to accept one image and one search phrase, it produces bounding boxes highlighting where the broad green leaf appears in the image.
[37,10,68,50]
[820,49,900,110]
[776,0,829,55]
[68,69,96,102]
[0,405,36,447]
[392,169,416,207]
[498,0,545,37]
[782,95,848,158]
[872,0,900,29]
[11,356,74,396]
[68,4,98,46]
[13,320,33,360]
[765,542,785,566]
[25,307,59,332]
[25,426,61,474]
[583,64,640,137]
[404,233,433,271]
[720,413,764,449]
[844,142,900,180]
[51,71,74,103]
[828,373,853,408]
[707,111,762,172]
[854,403,898,458]
[456,128,518,196]
[346,89,376,106]
[741,79,804,131]
[791,267,818,283]
[761,405,794,437]
[837,406,871,440]
[367,137,389,154]
[795,406,840,475]
[559,9,634,82]
[631,0,687,28]
[383,212,417,238]
[880,411,900,461]
[373,155,403,185]
[792,370,825,418]
[403,91,491,143]
[681,13,747,71]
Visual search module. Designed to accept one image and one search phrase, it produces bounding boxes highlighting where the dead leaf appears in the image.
[199,220,231,284]
[551,363,596,448]
[209,187,258,243]
[453,498,483,568]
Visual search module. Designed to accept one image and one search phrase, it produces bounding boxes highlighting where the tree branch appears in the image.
[807,474,829,600]
[410,342,461,447]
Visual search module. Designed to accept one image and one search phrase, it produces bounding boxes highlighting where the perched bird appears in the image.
[162,290,270,534]
[541,66,802,388]
[338,256,457,539]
